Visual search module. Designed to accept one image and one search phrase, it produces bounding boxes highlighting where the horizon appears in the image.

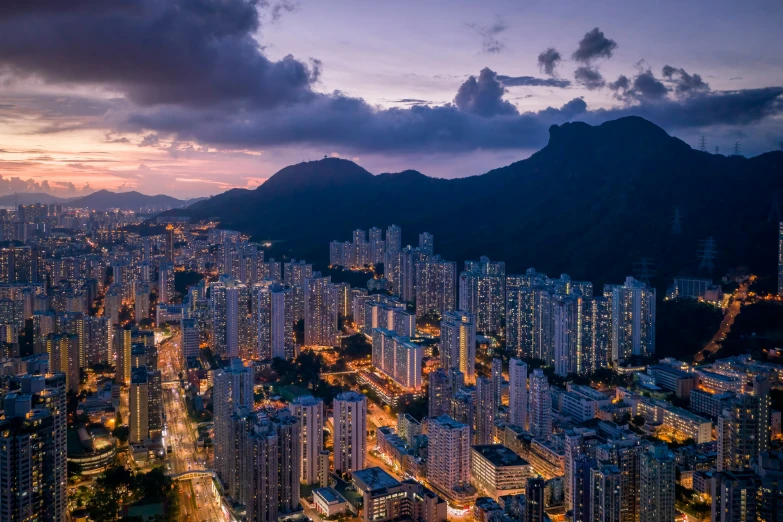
[0,1,781,198]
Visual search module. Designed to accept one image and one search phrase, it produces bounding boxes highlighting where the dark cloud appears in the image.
[609,69,669,102]
[454,68,517,117]
[537,48,562,76]
[139,134,160,147]
[572,28,618,62]
[661,65,710,95]
[574,66,605,90]
[389,99,432,105]
[0,0,319,109]
[608,75,630,91]
[262,0,298,22]
[469,20,508,54]
[497,75,571,88]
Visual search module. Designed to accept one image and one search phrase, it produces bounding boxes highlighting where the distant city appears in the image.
[0,202,781,522]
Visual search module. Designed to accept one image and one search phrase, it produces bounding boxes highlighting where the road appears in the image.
[694,282,748,363]
[158,331,226,522]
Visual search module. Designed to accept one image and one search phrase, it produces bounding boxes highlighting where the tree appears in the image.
[113,425,130,444]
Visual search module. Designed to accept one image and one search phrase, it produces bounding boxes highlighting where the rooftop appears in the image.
[314,487,347,505]
[472,444,529,467]
[353,467,400,492]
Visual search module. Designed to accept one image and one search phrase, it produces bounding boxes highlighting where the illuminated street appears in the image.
[158,331,226,522]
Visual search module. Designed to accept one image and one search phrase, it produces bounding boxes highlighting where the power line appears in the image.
[732,142,742,156]
[699,136,707,152]
[697,237,718,275]
[633,257,656,286]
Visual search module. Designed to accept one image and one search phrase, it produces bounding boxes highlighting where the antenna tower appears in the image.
[633,257,656,285]
[671,207,682,235]
[697,237,718,275]
[699,136,707,152]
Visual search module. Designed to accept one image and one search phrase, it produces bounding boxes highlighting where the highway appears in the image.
[158,331,226,522]
[694,282,748,362]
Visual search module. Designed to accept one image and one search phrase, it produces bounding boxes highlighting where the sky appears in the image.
[0,0,781,198]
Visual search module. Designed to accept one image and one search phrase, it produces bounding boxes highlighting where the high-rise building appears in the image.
[639,445,675,522]
[440,311,476,383]
[158,262,175,305]
[45,333,79,392]
[371,328,423,390]
[114,325,132,385]
[526,476,546,522]
[711,470,759,522]
[508,358,528,429]
[529,369,552,441]
[181,317,200,361]
[418,232,434,255]
[147,369,163,434]
[213,359,254,490]
[0,393,60,522]
[251,282,294,360]
[591,464,622,522]
[717,376,771,471]
[129,366,149,443]
[304,276,338,347]
[779,222,783,296]
[553,295,581,377]
[135,283,150,323]
[427,415,474,507]
[13,373,67,521]
[429,368,453,418]
[758,451,783,522]
[243,410,301,522]
[609,277,656,363]
[475,377,496,445]
[491,358,503,407]
[416,257,456,316]
[458,256,505,335]
[333,391,367,474]
[290,396,325,485]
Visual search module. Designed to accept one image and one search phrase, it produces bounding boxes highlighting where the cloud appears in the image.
[454,68,517,117]
[574,66,605,90]
[537,48,562,76]
[572,28,618,62]
[468,19,508,54]
[0,0,320,109]
[662,65,710,95]
[497,75,571,88]
[262,0,298,23]
[611,69,669,102]
[139,134,160,147]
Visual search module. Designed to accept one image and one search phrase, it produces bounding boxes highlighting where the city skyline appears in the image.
[0,0,782,197]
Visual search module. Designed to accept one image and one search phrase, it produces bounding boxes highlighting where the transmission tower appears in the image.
[671,207,683,235]
[714,146,720,155]
[732,142,742,156]
[769,191,781,223]
[697,237,718,275]
[633,257,656,285]
[699,136,707,152]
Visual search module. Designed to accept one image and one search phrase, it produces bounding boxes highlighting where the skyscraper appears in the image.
[251,282,294,360]
[427,415,474,506]
[243,410,301,522]
[591,464,622,522]
[0,393,59,522]
[458,256,505,335]
[181,317,199,361]
[440,310,476,383]
[529,369,552,441]
[418,232,434,255]
[213,359,254,491]
[416,257,457,316]
[290,396,325,485]
[526,476,546,522]
[553,295,581,377]
[711,470,759,522]
[129,366,149,443]
[475,376,496,445]
[508,358,528,429]
[717,376,771,472]
[304,276,338,347]
[609,277,656,363]
[491,357,503,406]
[429,368,453,418]
[371,328,423,390]
[639,445,675,522]
[333,391,367,474]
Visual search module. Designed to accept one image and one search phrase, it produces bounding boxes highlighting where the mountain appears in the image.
[163,116,783,290]
[0,192,72,206]
[67,190,195,211]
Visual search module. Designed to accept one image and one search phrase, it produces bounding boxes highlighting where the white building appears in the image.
[440,310,476,383]
[333,391,367,474]
[529,369,552,441]
[291,396,325,485]
[508,358,528,429]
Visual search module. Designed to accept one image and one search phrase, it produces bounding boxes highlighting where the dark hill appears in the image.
[69,190,194,211]
[166,116,783,290]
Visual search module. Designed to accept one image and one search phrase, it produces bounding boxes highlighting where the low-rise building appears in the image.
[470,445,533,500]
[352,467,446,522]
[313,487,349,517]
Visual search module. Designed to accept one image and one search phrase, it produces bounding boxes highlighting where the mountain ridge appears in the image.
[0,190,204,211]
[167,116,783,289]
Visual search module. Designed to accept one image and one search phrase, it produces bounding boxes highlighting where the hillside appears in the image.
[68,190,194,211]
[0,193,73,206]
[164,116,783,290]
